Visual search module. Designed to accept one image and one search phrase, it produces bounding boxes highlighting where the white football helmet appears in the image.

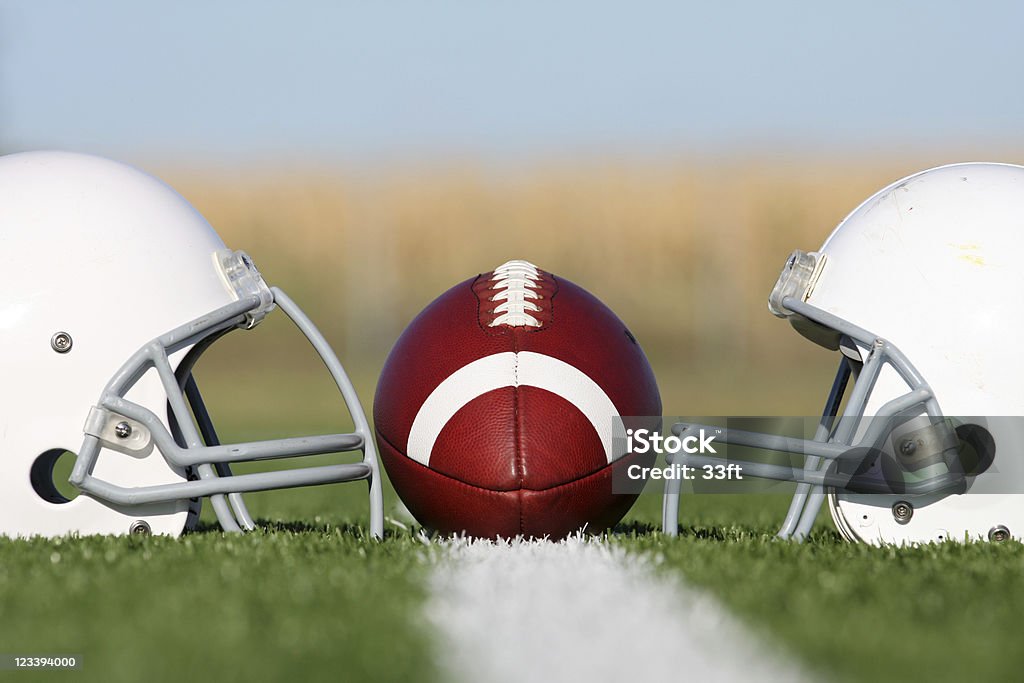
[0,151,382,538]
[665,162,1024,545]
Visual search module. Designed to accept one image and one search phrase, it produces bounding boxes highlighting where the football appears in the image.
[374,260,661,538]
[376,259,663,536]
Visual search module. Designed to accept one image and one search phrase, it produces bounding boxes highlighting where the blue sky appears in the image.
[1,1,1021,164]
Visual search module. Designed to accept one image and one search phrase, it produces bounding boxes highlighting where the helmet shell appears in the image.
[0,151,234,536]
[807,163,1024,543]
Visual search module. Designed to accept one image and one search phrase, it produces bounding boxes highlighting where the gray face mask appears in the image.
[71,250,383,537]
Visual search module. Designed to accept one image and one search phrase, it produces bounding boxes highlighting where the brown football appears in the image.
[373,260,661,538]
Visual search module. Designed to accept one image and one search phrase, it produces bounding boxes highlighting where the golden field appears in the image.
[159,155,1010,424]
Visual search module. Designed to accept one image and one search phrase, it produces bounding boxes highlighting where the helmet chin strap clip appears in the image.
[214,249,276,329]
[83,406,154,457]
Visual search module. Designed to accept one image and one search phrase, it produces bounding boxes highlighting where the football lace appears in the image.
[489,260,543,327]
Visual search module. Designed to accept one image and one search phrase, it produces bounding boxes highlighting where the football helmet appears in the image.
[664,162,1024,545]
[0,151,382,538]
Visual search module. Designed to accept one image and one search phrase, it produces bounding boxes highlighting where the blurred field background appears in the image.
[167,155,998,424]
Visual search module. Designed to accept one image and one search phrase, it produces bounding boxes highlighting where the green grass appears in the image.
[0,528,438,683]
[10,484,1020,683]
[691,537,1024,683]
[7,362,1024,683]
[626,505,1024,683]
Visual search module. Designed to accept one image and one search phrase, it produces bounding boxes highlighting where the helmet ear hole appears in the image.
[30,449,80,504]
[954,424,997,477]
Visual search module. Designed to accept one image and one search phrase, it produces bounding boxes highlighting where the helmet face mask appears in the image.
[0,151,382,538]
[664,162,1024,545]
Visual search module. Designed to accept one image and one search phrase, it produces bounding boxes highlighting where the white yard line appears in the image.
[424,535,815,683]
